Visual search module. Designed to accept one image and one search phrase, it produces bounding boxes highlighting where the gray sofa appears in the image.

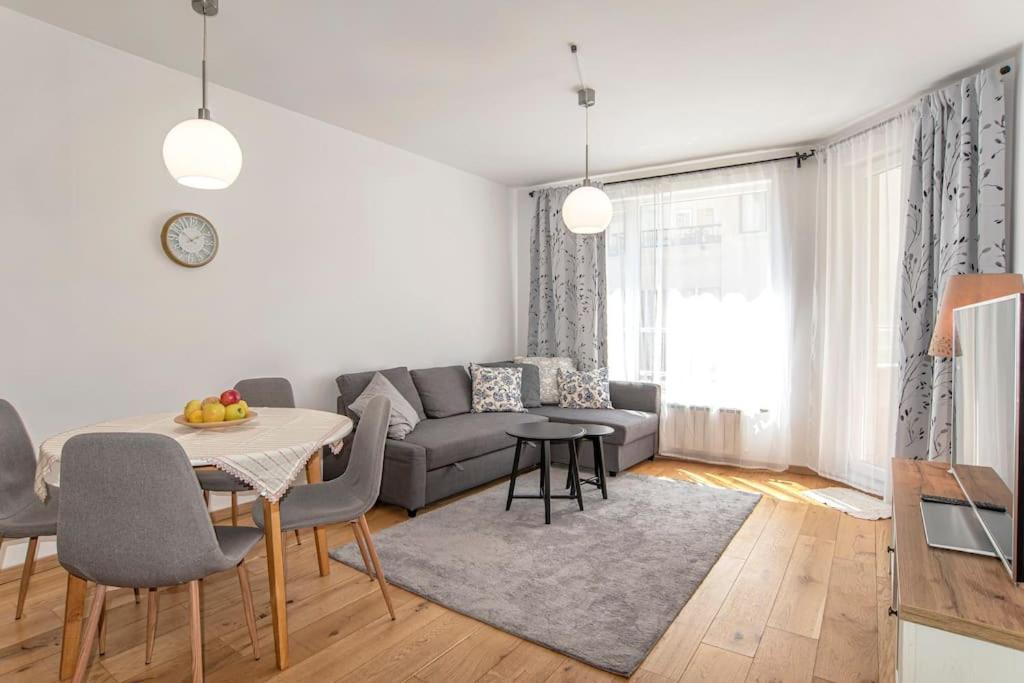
[327,365,660,516]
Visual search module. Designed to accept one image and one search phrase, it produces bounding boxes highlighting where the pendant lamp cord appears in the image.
[571,43,591,184]
[584,104,590,183]
[199,10,209,118]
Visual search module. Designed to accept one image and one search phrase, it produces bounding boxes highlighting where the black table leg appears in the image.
[542,440,552,524]
[568,439,584,511]
[593,436,609,499]
[506,438,523,511]
[538,443,546,496]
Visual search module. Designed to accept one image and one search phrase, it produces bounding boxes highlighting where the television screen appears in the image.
[952,293,1023,580]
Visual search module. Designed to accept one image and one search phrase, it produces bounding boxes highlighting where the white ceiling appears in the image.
[3,0,1023,186]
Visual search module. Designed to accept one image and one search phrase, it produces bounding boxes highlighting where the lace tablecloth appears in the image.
[36,407,353,503]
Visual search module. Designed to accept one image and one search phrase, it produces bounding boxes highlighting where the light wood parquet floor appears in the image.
[0,458,894,682]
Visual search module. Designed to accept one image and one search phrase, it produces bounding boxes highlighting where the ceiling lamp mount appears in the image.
[562,43,612,235]
[163,0,243,190]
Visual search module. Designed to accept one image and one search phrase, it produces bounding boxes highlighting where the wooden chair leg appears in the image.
[97,592,107,655]
[236,562,260,660]
[188,580,203,683]
[350,521,375,580]
[145,588,159,665]
[313,525,330,576]
[72,585,105,683]
[15,536,38,620]
[231,492,239,526]
[294,530,302,544]
[357,515,395,620]
[133,587,141,604]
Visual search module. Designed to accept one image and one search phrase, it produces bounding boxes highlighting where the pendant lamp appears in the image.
[163,0,243,190]
[562,44,612,234]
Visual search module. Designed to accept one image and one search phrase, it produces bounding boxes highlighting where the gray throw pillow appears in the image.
[411,365,472,418]
[479,361,541,407]
[348,372,421,439]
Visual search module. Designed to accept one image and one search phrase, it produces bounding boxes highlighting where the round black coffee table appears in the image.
[566,423,614,500]
[505,422,586,524]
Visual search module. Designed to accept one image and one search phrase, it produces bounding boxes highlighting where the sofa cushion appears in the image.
[411,365,472,418]
[479,361,541,407]
[557,367,613,409]
[527,406,658,446]
[348,372,420,439]
[469,364,526,413]
[405,412,548,470]
[514,356,576,404]
[336,367,426,421]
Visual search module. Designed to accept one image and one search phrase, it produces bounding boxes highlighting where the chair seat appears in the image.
[213,526,264,566]
[197,469,252,493]
[251,480,367,532]
[0,486,59,538]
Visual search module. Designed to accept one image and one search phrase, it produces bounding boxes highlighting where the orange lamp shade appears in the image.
[928,273,1024,357]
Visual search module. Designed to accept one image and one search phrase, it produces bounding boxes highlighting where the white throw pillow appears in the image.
[469,364,526,413]
[348,372,421,440]
[514,356,576,404]
[557,367,613,409]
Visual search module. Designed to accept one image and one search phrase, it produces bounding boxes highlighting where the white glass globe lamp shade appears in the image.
[562,184,613,234]
[163,117,243,190]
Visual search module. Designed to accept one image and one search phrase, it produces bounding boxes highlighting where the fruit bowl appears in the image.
[174,410,258,429]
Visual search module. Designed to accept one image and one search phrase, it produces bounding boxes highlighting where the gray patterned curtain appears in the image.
[897,65,1009,461]
[528,185,608,370]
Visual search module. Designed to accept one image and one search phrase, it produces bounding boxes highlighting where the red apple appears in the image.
[220,389,241,406]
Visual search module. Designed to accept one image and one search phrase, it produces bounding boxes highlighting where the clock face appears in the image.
[161,213,218,267]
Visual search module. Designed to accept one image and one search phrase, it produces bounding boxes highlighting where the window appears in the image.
[740,191,767,233]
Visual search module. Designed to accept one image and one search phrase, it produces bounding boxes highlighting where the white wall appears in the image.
[0,9,513,567]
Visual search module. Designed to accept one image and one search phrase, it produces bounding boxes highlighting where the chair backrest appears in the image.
[328,395,390,511]
[0,399,40,519]
[57,433,231,587]
[234,377,295,408]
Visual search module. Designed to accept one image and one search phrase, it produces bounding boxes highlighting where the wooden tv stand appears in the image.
[891,459,1024,681]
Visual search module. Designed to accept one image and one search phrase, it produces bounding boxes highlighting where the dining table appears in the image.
[35,406,354,679]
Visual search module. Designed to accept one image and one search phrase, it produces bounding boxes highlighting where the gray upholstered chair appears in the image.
[253,395,395,619]
[0,399,60,621]
[58,433,261,682]
[197,377,297,528]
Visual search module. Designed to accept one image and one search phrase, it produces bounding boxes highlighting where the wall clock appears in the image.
[161,212,219,268]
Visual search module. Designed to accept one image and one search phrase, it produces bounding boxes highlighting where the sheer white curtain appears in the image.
[810,114,912,494]
[606,161,808,470]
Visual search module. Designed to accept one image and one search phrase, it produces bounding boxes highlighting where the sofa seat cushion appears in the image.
[405,412,548,470]
[527,406,657,446]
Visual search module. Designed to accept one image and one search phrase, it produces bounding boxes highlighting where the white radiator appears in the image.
[662,404,743,459]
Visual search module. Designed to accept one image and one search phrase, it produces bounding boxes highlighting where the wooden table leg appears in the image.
[59,573,88,680]
[263,499,289,670]
[305,449,330,576]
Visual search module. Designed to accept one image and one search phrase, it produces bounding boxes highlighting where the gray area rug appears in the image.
[330,470,760,676]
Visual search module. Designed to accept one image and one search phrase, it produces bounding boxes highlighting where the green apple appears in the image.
[224,403,246,421]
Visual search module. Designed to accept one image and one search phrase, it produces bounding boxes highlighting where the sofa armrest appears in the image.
[610,381,661,414]
[384,439,427,464]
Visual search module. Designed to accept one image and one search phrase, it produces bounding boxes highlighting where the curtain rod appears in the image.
[529,150,815,197]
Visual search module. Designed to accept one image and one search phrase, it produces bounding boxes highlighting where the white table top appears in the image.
[36,407,354,502]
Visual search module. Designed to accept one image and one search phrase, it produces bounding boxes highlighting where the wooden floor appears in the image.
[0,459,894,682]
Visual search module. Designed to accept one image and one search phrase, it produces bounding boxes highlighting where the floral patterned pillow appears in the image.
[514,356,576,404]
[557,367,613,409]
[470,364,526,413]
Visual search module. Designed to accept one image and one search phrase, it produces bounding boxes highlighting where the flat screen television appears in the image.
[952,292,1024,582]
